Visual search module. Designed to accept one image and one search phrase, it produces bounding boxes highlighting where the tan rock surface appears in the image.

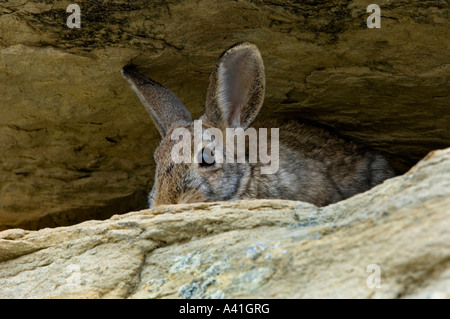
[0,148,448,299]
[0,1,449,229]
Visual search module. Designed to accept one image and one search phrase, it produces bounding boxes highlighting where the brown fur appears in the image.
[122,42,396,208]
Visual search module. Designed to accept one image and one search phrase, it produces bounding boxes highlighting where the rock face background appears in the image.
[0,0,449,229]
[0,148,449,298]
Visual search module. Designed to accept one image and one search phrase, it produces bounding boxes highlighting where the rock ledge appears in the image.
[0,148,449,298]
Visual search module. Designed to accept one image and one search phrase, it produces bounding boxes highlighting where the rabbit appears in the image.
[121,42,396,208]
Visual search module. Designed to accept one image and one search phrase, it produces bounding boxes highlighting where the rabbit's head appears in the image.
[122,42,265,207]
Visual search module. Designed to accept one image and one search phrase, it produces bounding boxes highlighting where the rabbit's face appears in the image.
[149,122,251,207]
[122,42,265,208]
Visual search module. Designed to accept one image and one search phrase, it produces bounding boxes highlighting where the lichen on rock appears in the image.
[0,148,449,298]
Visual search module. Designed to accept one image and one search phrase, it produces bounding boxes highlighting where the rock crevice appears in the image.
[1,0,449,229]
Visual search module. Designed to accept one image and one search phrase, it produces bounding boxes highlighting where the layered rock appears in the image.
[0,0,449,229]
[0,148,448,298]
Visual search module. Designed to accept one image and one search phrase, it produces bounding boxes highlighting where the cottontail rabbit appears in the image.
[122,42,396,207]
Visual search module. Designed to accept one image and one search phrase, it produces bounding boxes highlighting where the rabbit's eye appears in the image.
[199,147,215,168]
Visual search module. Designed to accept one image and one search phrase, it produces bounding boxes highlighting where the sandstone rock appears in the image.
[0,1,449,229]
[0,148,448,299]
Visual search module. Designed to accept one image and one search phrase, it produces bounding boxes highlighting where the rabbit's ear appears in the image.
[204,42,265,129]
[121,66,192,137]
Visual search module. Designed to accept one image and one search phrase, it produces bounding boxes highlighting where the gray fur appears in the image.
[121,42,396,207]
